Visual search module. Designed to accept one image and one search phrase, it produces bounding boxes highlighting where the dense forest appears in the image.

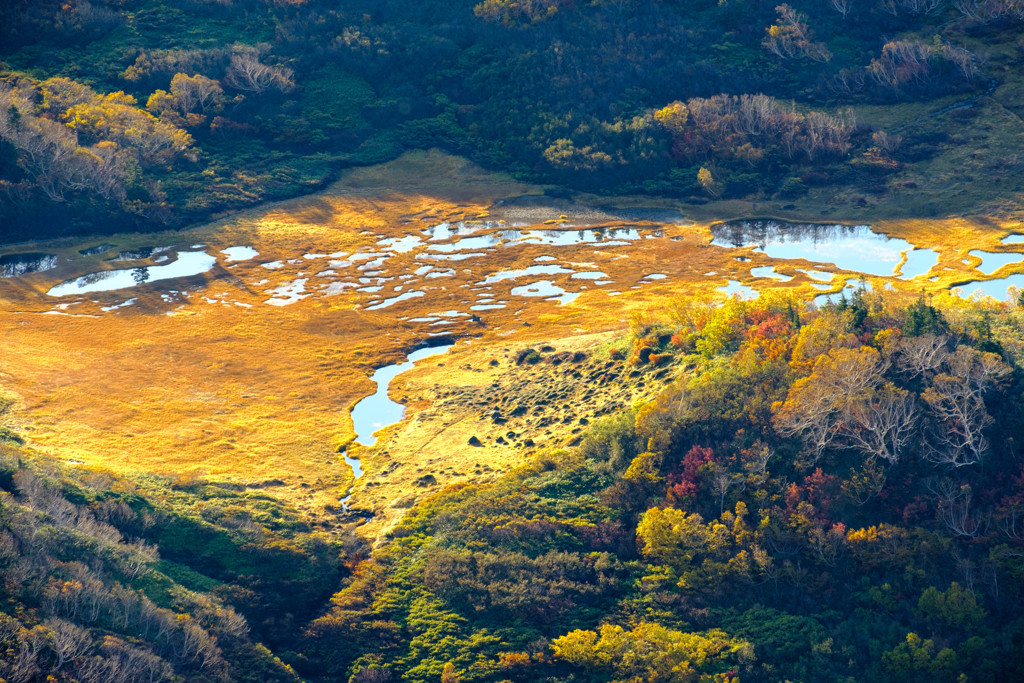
[1,0,1022,241]
[3,289,1024,681]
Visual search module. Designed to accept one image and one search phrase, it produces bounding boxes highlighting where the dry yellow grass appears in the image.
[1,150,1023,535]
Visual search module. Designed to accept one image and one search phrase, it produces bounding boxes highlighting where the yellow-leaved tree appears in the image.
[551,622,752,682]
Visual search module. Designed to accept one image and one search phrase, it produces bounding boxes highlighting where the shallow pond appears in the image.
[48,251,217,296]
[350,344,453,447]
[898,249,939,279]
[221,246,259,261]
[797,268,833,282]
[750,266,792,282]
[114,247,163,261]
[481,264,573,283]
[428,234,504,252]
[377,236,423,253]
[510,280,566,298]
[339,449,365,511]
[366,290,425,310]
[78,243,115,256]
[1,253,58,278]
[968,250,1023,276]
[710,220,936,278]
[421,221,510,241]
[955,273,1024,300]
[343,450,363,479]
[720,280,759,299]
[513,228,643,246]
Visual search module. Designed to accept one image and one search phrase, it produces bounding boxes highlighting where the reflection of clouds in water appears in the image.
[49,251,216,296]
[955,273,1024,301]
[710,220,928,277]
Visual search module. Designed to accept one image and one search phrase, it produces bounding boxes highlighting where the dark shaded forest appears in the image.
[1,0,1021,242]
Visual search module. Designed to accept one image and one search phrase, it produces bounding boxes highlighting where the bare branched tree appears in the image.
[921,347,1010,467]
[225,53,294,95]
[928,479,988,537]
[845,383,918,464]
[830,0,854,17]
[763,4,833,62]
[44,619,94,671]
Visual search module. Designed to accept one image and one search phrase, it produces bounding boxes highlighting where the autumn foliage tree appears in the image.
[763,5,832,63]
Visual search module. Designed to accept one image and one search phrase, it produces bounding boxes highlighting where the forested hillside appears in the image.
[0,428,356,682]
[299,290,1024,682]
[4,288,1023,681]
[1,0,1023,241]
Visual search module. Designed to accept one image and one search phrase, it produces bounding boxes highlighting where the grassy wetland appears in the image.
[4,149,1021,536]
[3,0,1024,681]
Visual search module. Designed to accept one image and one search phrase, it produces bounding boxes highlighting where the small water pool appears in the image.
[221,246,259,262]
[750,266,792,282]
[481,264,573,283]
[514,228,643,246]
[377,236,423,253]
[1,253,58,278]
[48,251,217,296]
[510,280,567,298]
[968,250,1023,276]
[719,280,759,299]
[343,450,363,479]
[350,344,453,447]
[265,278,308,306]
[428,234,504,252]
[78,243,115,256]
[365,291,425,310]
[710,220,933,277]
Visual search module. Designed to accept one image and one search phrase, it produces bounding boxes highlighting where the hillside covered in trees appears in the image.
[3,289,1024,681]
[1,0,1023,241]
[0,429,355,682]
[294,290,1024,682]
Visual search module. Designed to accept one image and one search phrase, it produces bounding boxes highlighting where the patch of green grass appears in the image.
[300,67,377,135]
[140,560,222,606]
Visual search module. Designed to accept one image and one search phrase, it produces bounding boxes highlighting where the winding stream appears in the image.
[350,343,454,447]
[341,343,454,510]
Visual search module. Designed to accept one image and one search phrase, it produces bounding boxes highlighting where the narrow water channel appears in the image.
[341,343,454,510]
[350,343,454,447]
